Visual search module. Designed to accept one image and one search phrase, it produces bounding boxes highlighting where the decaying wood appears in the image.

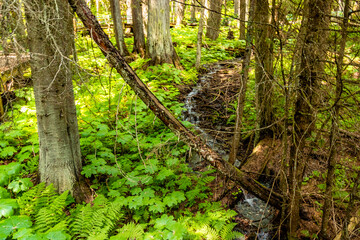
[67,0,283,208]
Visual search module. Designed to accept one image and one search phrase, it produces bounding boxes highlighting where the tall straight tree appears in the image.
[110,0,130,56]
[195,0,205,69]
[206,0,222,40]
[254,0,273,144]
[190,0,196,22]
[175,0,186,26]
[239,0,246,40]
[24,0,90,202]
[131,0,146,57]
[287,0,331,237]
[147,0,182,69]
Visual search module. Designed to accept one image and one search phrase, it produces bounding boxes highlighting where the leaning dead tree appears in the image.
[67,0,283,208]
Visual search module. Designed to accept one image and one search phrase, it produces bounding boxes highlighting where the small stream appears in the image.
[183,61,275,240]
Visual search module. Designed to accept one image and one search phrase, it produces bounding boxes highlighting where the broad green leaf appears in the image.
[154,214,175,230]
[0,173,9,187]
[0,187,10,199]
[8,178,33,193]
[142,188,155,198]
[0,199,19,217]
[0,215,32,237]
[148,202,165,213]
[44,230,70,240]
[0,146,17,158]
[13,227,33,239]
[6,162,22,176]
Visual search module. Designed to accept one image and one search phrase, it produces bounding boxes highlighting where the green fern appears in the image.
[70,195,123,239]
[196,224,219,240]
[220,223,242,240]
[18,183,60,217]
[110,222,144,240]
[34,191,68,232]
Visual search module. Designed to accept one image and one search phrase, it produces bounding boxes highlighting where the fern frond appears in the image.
[34,191,68,233]
[18,182,47,216]
[110,222,144,240]
[70,204,94,238]
[18,183,60,217]
[196,224,219,240]
[220,223,241,240]
[70,196,123,239]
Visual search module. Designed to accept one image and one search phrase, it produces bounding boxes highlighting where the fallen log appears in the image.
[67,0,283,209]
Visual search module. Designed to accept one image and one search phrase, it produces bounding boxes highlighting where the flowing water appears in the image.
[183,62,275,239]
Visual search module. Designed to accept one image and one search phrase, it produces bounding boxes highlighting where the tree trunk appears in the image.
[175,0,186,26]
[195,0,205,70]
[147,0,182,69]
[239,0,246,40]
[205,0,222,40]
[24,0,91,203]
[234,0,240,17]
[190,0,196,22]
[67,0,284,208]
[320,0,349,238]
[254,0,273,145]
[288,0,331,238]
[142,0,148,37]
[110,0,130,56]
[131,0,146,57]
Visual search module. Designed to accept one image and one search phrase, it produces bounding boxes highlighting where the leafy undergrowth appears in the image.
[0,26,244,239]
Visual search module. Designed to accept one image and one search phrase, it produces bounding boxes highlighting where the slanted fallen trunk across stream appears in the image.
[67,0,283,209]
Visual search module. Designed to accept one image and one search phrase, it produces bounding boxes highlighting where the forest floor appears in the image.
[178,59,360,239]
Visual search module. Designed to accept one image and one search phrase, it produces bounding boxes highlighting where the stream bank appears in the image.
[180,59,277,239]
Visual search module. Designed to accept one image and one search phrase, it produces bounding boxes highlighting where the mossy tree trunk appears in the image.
[24,0,91,203]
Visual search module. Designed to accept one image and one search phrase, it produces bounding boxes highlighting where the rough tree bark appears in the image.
[24,0,91,202]
[254,0,273,145]
[205,0,222,40]
[110,0,130,56]
[288,0,331,238]
[175,0,186,26]
[147,0,182,69]
[67,0,284,208]
[131,0,146,57]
